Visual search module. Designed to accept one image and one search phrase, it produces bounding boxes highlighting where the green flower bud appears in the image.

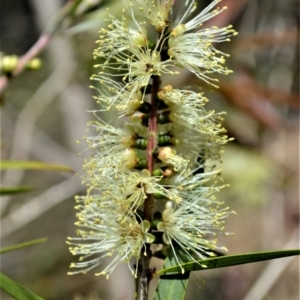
[1,55,18,73]
[25,58,42,70]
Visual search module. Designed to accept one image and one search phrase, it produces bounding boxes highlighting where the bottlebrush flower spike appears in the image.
[69,0,236,279]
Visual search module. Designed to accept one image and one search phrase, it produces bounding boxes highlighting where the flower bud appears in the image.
[157,84,173,100]
[1,55,18,73]
[123,148,138,169]
[171,24,187,36]
[152,168,163,177]
[162,168,174,178]
[26,58,42,70]
[157,146,174,163]
[133,32,147,47]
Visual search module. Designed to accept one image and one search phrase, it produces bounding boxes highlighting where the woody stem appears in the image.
[137,75,161,300]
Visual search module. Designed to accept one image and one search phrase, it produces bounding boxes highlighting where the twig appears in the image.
[0,32,49,94]
[0,0,83,94]
[137,75,161,300]
[14,34,50,77]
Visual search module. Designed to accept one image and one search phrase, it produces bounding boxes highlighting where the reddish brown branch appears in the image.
[145,75,161,220]
[15,34,50,76]
[0,33,51,94]
[0,0,84,94]
[138,76,161,300]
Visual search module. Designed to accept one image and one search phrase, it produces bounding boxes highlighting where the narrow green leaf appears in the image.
[0,273,45,300]
[0,186,33,195]
[0,160,74,173]
[156,249,300,276]
[153,249,190,300]
[0,238,47,254]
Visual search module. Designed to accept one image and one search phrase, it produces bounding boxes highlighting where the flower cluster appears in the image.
[68,0,237,278]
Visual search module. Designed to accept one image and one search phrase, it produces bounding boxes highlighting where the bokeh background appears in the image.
[1,0,299,299]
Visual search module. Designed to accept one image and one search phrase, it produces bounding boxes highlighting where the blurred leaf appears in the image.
[0,186,34,195]
[218,80,282,129]
[220,77,300,110]
[156,249,300,276]
[236,28,298,52]
[66,0,119,35]
[67,18,103,35]
[48,0,83,33]
[0,160,74,173]
[0,272,45,300]
[0,238,47,254]
[153,249,189,300]
[74,0,113,16]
